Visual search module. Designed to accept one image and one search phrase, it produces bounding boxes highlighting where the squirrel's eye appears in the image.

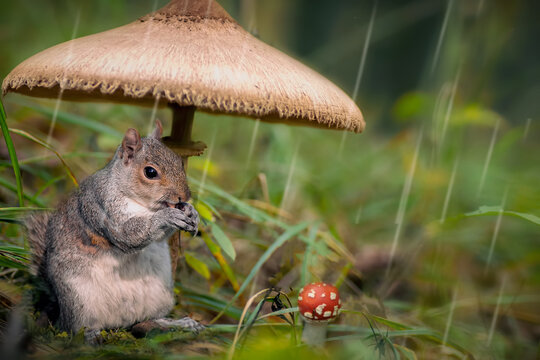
[144,166,158,179]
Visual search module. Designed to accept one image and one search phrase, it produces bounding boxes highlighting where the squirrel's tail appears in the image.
[24,212,51,275]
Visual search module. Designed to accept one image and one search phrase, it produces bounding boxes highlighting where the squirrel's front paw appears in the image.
[159,204,199,234]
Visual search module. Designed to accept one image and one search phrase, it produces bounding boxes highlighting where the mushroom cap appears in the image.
[298,282,341,321]
[2,0,364,133]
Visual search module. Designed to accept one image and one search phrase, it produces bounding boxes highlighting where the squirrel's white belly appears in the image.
[69,240,174,330]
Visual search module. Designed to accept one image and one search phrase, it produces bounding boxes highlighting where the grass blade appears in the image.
[209,222,236,260]
[0,178,46,207]
[202,232,239,291]
[0,245,30,270]
[300,224,319,285]
[342,309,473,358]
[463,205,540,226]
[184,251,211,279]
[394,344,418,360]
[9,128,78,186]
[190,177,282,225]
[232,221,309,302]
[228,288,273,360]
[256,306,298,320]
[177,284,243,320]
[210,221,311,324]
[0,98,24,206]
[11,100,123,138]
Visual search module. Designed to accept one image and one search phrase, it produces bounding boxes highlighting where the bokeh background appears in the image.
[0,0,538,359]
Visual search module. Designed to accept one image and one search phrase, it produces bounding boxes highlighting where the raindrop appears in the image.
[442,287,458,346]
[338,0,378,158]
[523,118,531,140]
[386,127,423,276]
[280,143,300,212]
[439,66,461,150]
[147,93,161,135]
[241,0,257,34]
[46,9,81,144]
[142,0,159,46]
[354,207,363,224]
[477,118,501,197]
[476,0,486,16]
[206,0,213,17]
[430,0,454,76]
[487,275,506,347]
[245,118,260,168]
[46,90,64,145]
[440,155,460,223]
[198,127,218,196]
[485,186,509,272]
[431,82,451,161]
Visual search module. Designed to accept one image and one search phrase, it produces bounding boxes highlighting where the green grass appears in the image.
[0,97,537,359]
[0,98,23,207]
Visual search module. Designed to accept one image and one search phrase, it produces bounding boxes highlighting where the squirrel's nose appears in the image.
[175,202,186,211]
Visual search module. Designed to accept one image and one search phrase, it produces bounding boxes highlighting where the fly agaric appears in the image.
[2,0,365,275]
[298,282,341,346]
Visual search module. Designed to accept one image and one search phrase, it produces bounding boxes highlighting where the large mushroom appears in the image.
[2,0,365,273]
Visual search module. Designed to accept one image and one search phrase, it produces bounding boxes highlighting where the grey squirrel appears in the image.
[25,120,203,341]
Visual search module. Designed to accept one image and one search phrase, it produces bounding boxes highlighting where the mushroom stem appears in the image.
[170,104,195,148]
[167,104,196,278]
[301,319,328,346]
[162,104,207,161]
[169,104,196,167]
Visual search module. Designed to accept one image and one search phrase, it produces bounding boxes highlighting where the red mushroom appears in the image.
[298,282,341,345]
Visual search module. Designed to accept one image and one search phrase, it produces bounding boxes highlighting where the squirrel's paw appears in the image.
[154,316,205,333]
[159,204,199,235]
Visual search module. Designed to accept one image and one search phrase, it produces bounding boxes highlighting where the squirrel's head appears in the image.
[115,120,190,211]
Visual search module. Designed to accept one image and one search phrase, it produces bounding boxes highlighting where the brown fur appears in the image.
[76,230,112,255]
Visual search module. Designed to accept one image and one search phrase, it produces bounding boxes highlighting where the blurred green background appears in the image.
[0,0,538,359]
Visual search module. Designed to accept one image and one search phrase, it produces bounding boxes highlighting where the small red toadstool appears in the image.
[298,282,341,345]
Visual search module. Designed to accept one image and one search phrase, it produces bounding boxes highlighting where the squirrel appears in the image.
[25,120,203,341]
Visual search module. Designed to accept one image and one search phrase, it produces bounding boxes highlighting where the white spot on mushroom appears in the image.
[330,292,337,300]
[338,299,342,304]
[308,290,316,298]
[299,287,304,293]
[315,303,327,315]
[321,293,326,297]
[303,312,313,319]
[298,296,303,301]
[323,283,327,286]
[323,311,332,317]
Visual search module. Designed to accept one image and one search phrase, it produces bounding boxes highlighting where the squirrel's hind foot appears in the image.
[155,317,205,333]
[130,317,205,338]
[84,329,104,345]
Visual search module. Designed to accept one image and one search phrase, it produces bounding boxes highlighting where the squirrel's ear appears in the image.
[150,119,163,140]
[121,128,142,164]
